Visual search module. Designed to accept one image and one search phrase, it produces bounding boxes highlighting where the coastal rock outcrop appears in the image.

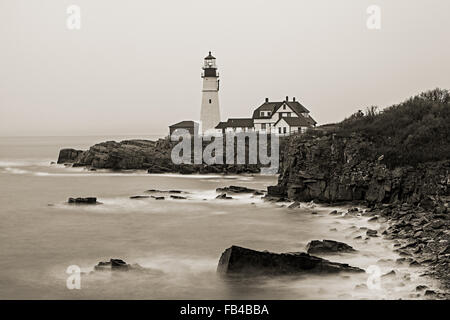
[268,133,450,205]
[217,245,364,275]
[58,138,263,174]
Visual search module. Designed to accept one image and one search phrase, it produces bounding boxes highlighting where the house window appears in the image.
[267,111,271,116]
[287,112,291,117]
[283,105,286,110]
[261,123,266,130]
[283,127,287,134]
[209,99,212,104]
[260,111,265,117]
[278,127,281,134]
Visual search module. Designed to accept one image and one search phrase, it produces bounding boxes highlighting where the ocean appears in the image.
[0,136,437,299]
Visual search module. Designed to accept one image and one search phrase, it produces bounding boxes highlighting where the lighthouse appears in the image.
[200,51,221,134]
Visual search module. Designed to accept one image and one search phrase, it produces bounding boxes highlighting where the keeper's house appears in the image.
[216,96,316,135]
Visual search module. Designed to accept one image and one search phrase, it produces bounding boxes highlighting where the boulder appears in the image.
[217,245,364,275]
[306,240,356,254]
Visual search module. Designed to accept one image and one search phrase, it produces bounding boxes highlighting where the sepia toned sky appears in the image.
[0,0,449,136]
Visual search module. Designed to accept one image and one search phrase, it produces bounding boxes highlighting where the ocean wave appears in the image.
[3,167,30,175]
[0,160,53,167]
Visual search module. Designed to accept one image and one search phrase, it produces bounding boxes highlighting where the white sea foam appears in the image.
[0,160,52,167]
[3,167,30,175]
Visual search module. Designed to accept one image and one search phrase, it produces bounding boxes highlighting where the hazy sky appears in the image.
[1,0,449,136]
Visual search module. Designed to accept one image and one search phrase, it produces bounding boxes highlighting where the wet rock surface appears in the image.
[306,240,356,254]
[217,245,364,276]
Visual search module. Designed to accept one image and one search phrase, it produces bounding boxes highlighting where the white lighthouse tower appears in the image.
[200,51,221,134]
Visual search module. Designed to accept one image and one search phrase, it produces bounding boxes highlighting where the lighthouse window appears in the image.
[209,99,212,104]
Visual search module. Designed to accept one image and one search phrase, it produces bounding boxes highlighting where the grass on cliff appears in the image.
[337,88,450,168]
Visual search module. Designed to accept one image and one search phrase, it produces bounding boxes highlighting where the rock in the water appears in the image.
[57,148,84,164]
[217,245,364,275]
[151,196,165,200]
[306,240,356,254]
[68,197,97,204]
[216,193,233,200]
[216,186,259,194]
[129,195,150,199]
[170,195,186,200]
[95,259,130,271]
[288,201,301,209]
[93,259,163,275]
[416,285,428,291]
[366,229,378,237]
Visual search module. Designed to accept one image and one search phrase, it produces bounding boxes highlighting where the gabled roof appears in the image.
[217,118,254,128]
[252,100,310,119]
[252,102,283,119]
[169,120,196,128]
[274,116,312,127]
[285,101,310,114]
[215,121,228,129]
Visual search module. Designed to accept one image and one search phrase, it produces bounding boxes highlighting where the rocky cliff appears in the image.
[57,138,262,174]
[268,132,450,206]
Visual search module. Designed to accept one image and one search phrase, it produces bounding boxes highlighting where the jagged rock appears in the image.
[68,197,97,204]
[216,185,260,194]
[57,148,83,164]
[58,138,266,173]
[366,229,378,237]
[306,240,356,254]
[95,259,130,271]
[267,133,450,205]
[216,245,364,275]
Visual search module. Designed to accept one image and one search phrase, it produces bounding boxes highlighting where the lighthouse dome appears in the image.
[205,51,215,60]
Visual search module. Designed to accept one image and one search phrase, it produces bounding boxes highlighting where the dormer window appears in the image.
[260,111,265,117]
[283,105,286,110]
[267,111,271,116]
